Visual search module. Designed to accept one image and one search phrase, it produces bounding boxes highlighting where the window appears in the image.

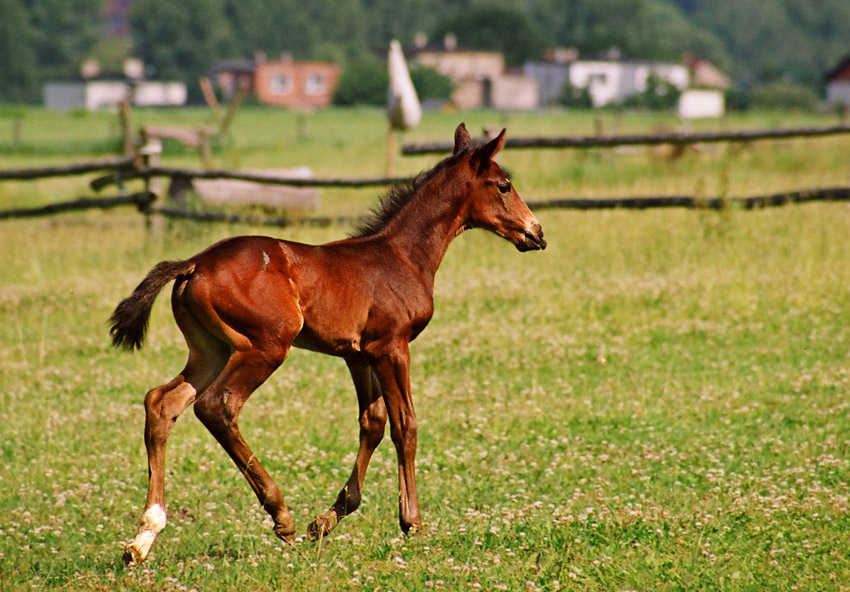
[270,74,291,95]
[304,74,327,96]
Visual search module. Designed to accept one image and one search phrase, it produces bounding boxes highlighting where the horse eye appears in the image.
[497,181,511,194]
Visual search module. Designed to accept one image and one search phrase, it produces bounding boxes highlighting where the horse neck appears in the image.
[379,169,469,279]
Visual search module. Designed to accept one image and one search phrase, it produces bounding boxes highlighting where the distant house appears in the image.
[825,56,850,108]
[213,55,340,109]
[524,50,689,108]
[412,35,539,111]
[678,53,730,119]
[44,59,186,111]
[524,49,729,117]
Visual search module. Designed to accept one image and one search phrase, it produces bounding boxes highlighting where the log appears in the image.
[402,124,850,155]
[0,192,154,220]
[190,168,320,210]
[91,166,410,192]
[0,157,135,181]
[525,187,850,211]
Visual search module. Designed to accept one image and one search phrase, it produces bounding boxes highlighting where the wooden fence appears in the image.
[1,123,849,227]
[401,123,850,155]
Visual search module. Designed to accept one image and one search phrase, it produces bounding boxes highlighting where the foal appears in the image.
[112,123,546,564]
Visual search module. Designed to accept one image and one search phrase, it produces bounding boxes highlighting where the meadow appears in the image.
[2,106,850,591]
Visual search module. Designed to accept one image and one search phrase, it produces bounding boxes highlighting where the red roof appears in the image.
[826,57,850,83]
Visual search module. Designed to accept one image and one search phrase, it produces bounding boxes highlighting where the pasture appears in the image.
[2,107,850,590]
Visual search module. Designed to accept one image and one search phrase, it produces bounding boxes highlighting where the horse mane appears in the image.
[350,151,467,239]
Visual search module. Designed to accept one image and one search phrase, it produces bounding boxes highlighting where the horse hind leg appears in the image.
[193,346,298,543]
[308,358,387,540]
[123,293,228,564]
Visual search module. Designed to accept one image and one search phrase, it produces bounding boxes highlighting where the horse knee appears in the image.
[360,410,387,448]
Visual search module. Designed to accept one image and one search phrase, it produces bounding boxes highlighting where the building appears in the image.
[412,36,539,110]
[44,80,187,111]
[676,53,730,119]
[213,55,340,109]
[524,49,729,117]
[825,56,850,108]
[525,50,689,108]
[44,60,187,111]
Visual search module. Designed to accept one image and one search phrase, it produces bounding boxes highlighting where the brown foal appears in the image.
[111,123,546,564]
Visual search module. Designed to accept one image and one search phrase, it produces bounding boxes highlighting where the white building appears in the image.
[44,59,187,111]
[825,56,850,108]
[525,57,688,108]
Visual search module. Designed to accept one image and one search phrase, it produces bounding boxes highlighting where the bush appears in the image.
[332,59,388,107]
[725,87,753,111]
[622,74,682,111]
[559,80,593,109]
[749,81,819,111]
[409,66,453,102]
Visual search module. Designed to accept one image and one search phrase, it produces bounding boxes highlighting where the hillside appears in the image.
[1,0,848,103]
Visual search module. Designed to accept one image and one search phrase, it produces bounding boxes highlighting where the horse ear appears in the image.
[453,122,471,155]
[469,129,505,175]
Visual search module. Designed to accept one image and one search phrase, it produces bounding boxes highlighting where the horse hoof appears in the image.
[122,544,143,566]
[307,511,338,541]
[273,523,296,544]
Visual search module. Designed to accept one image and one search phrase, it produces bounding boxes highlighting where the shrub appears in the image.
[559,80,593,109]
[749,81,819,111]
[332,59,388,107]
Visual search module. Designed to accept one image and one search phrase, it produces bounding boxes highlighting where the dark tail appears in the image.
[109,260,195,351]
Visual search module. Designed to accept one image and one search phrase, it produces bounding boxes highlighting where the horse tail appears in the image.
[109,260,196,351]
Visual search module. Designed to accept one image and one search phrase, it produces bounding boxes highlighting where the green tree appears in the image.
[130,0,235,102]
[431,3,545,66]
[332,58,388,106]
[23,0,104,81]
[0,0,37,102]
[409,65,453,101]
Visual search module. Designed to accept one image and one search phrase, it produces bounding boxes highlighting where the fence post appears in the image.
[139,128,163,235]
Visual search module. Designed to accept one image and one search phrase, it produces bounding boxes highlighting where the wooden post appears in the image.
[386,127,396,177]
[119,100,133,156]
[12,116,22,146]
[199,129,212,169]
[297,112,308,141]
[139,128,164,235]
[199,77,224,126]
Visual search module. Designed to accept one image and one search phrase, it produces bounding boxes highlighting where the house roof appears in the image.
[213,60,256,74]
[826,56,850,83]
[683,53,731,89]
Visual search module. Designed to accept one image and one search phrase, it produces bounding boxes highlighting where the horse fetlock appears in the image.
[307,510,338,541]
[122,504,167,565]
[273,521,296,544]
[400,514,422,534]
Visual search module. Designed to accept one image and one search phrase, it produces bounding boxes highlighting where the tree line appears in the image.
[0,0,848,104]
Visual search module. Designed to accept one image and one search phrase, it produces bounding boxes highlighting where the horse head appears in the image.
[452,123,546,252]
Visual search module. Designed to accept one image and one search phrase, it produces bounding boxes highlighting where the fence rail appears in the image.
[0,157,136,181]
[6,187,844,226]
[90,167,410,192]
[401,123,850,155]
[526,187,850,212]
[0,192,154,220]
[1,123,849,226]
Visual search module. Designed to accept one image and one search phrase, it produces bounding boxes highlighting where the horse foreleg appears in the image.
[308,359,386,540]
[193,349,297,543]
[372,341,421,533]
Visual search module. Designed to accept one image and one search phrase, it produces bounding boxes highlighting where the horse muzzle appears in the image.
[516,223,546,252]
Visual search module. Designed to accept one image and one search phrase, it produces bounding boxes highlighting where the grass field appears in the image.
[2,107,850,591]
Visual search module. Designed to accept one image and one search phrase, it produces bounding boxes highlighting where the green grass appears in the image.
[2,108,850,590]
